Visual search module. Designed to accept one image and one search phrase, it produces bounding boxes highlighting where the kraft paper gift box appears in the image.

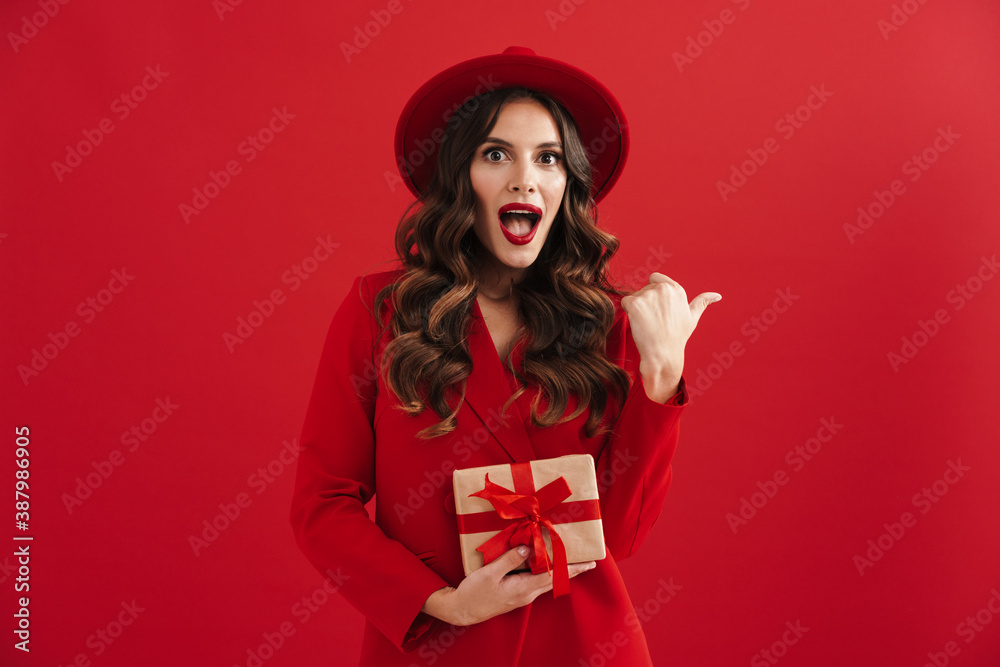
[451,454,606,597]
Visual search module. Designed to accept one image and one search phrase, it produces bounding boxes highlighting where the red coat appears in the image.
[289,268,688,666]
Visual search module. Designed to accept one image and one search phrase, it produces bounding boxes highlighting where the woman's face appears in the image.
[469,99,567,282]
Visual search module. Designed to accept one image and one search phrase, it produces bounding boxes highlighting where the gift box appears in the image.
[451,454,606,597]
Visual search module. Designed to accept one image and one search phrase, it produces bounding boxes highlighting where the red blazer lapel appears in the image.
[461,298,537,464]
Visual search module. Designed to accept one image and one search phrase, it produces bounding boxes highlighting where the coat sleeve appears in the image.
[288,274,450,652]
[595,309,689,562]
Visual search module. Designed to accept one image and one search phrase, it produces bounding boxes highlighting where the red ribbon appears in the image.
[468,462,576,597]
[456,500,600,534]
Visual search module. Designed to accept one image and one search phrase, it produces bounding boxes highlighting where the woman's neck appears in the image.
[476,260,526,302]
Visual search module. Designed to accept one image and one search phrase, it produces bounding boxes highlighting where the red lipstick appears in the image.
[497,203,542,246]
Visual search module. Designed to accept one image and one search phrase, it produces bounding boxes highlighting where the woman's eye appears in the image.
[481,148,562,164]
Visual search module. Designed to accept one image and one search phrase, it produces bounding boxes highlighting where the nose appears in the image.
[507,161,537,194]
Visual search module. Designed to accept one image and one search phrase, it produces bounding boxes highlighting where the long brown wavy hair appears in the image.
[372,86,633,440]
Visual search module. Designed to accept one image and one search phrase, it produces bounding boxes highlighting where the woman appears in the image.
[289,46,720,666]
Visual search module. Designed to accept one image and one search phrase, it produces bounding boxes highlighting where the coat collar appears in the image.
[368,269,626,464]
[461,297,538,464]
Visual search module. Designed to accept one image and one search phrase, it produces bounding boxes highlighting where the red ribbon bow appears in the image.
[470,468,573,597]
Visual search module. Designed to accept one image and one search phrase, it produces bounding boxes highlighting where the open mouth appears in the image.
[498,209,540,236]
[497,203,543,244]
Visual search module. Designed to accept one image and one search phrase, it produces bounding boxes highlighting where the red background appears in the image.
[2,0,999,665]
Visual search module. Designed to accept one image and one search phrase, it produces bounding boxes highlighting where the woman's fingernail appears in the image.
[518,546,529,557]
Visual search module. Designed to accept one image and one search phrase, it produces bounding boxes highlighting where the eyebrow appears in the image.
[481,137,563,150]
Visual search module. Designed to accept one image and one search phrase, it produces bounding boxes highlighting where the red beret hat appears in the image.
[394,46,629,204]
